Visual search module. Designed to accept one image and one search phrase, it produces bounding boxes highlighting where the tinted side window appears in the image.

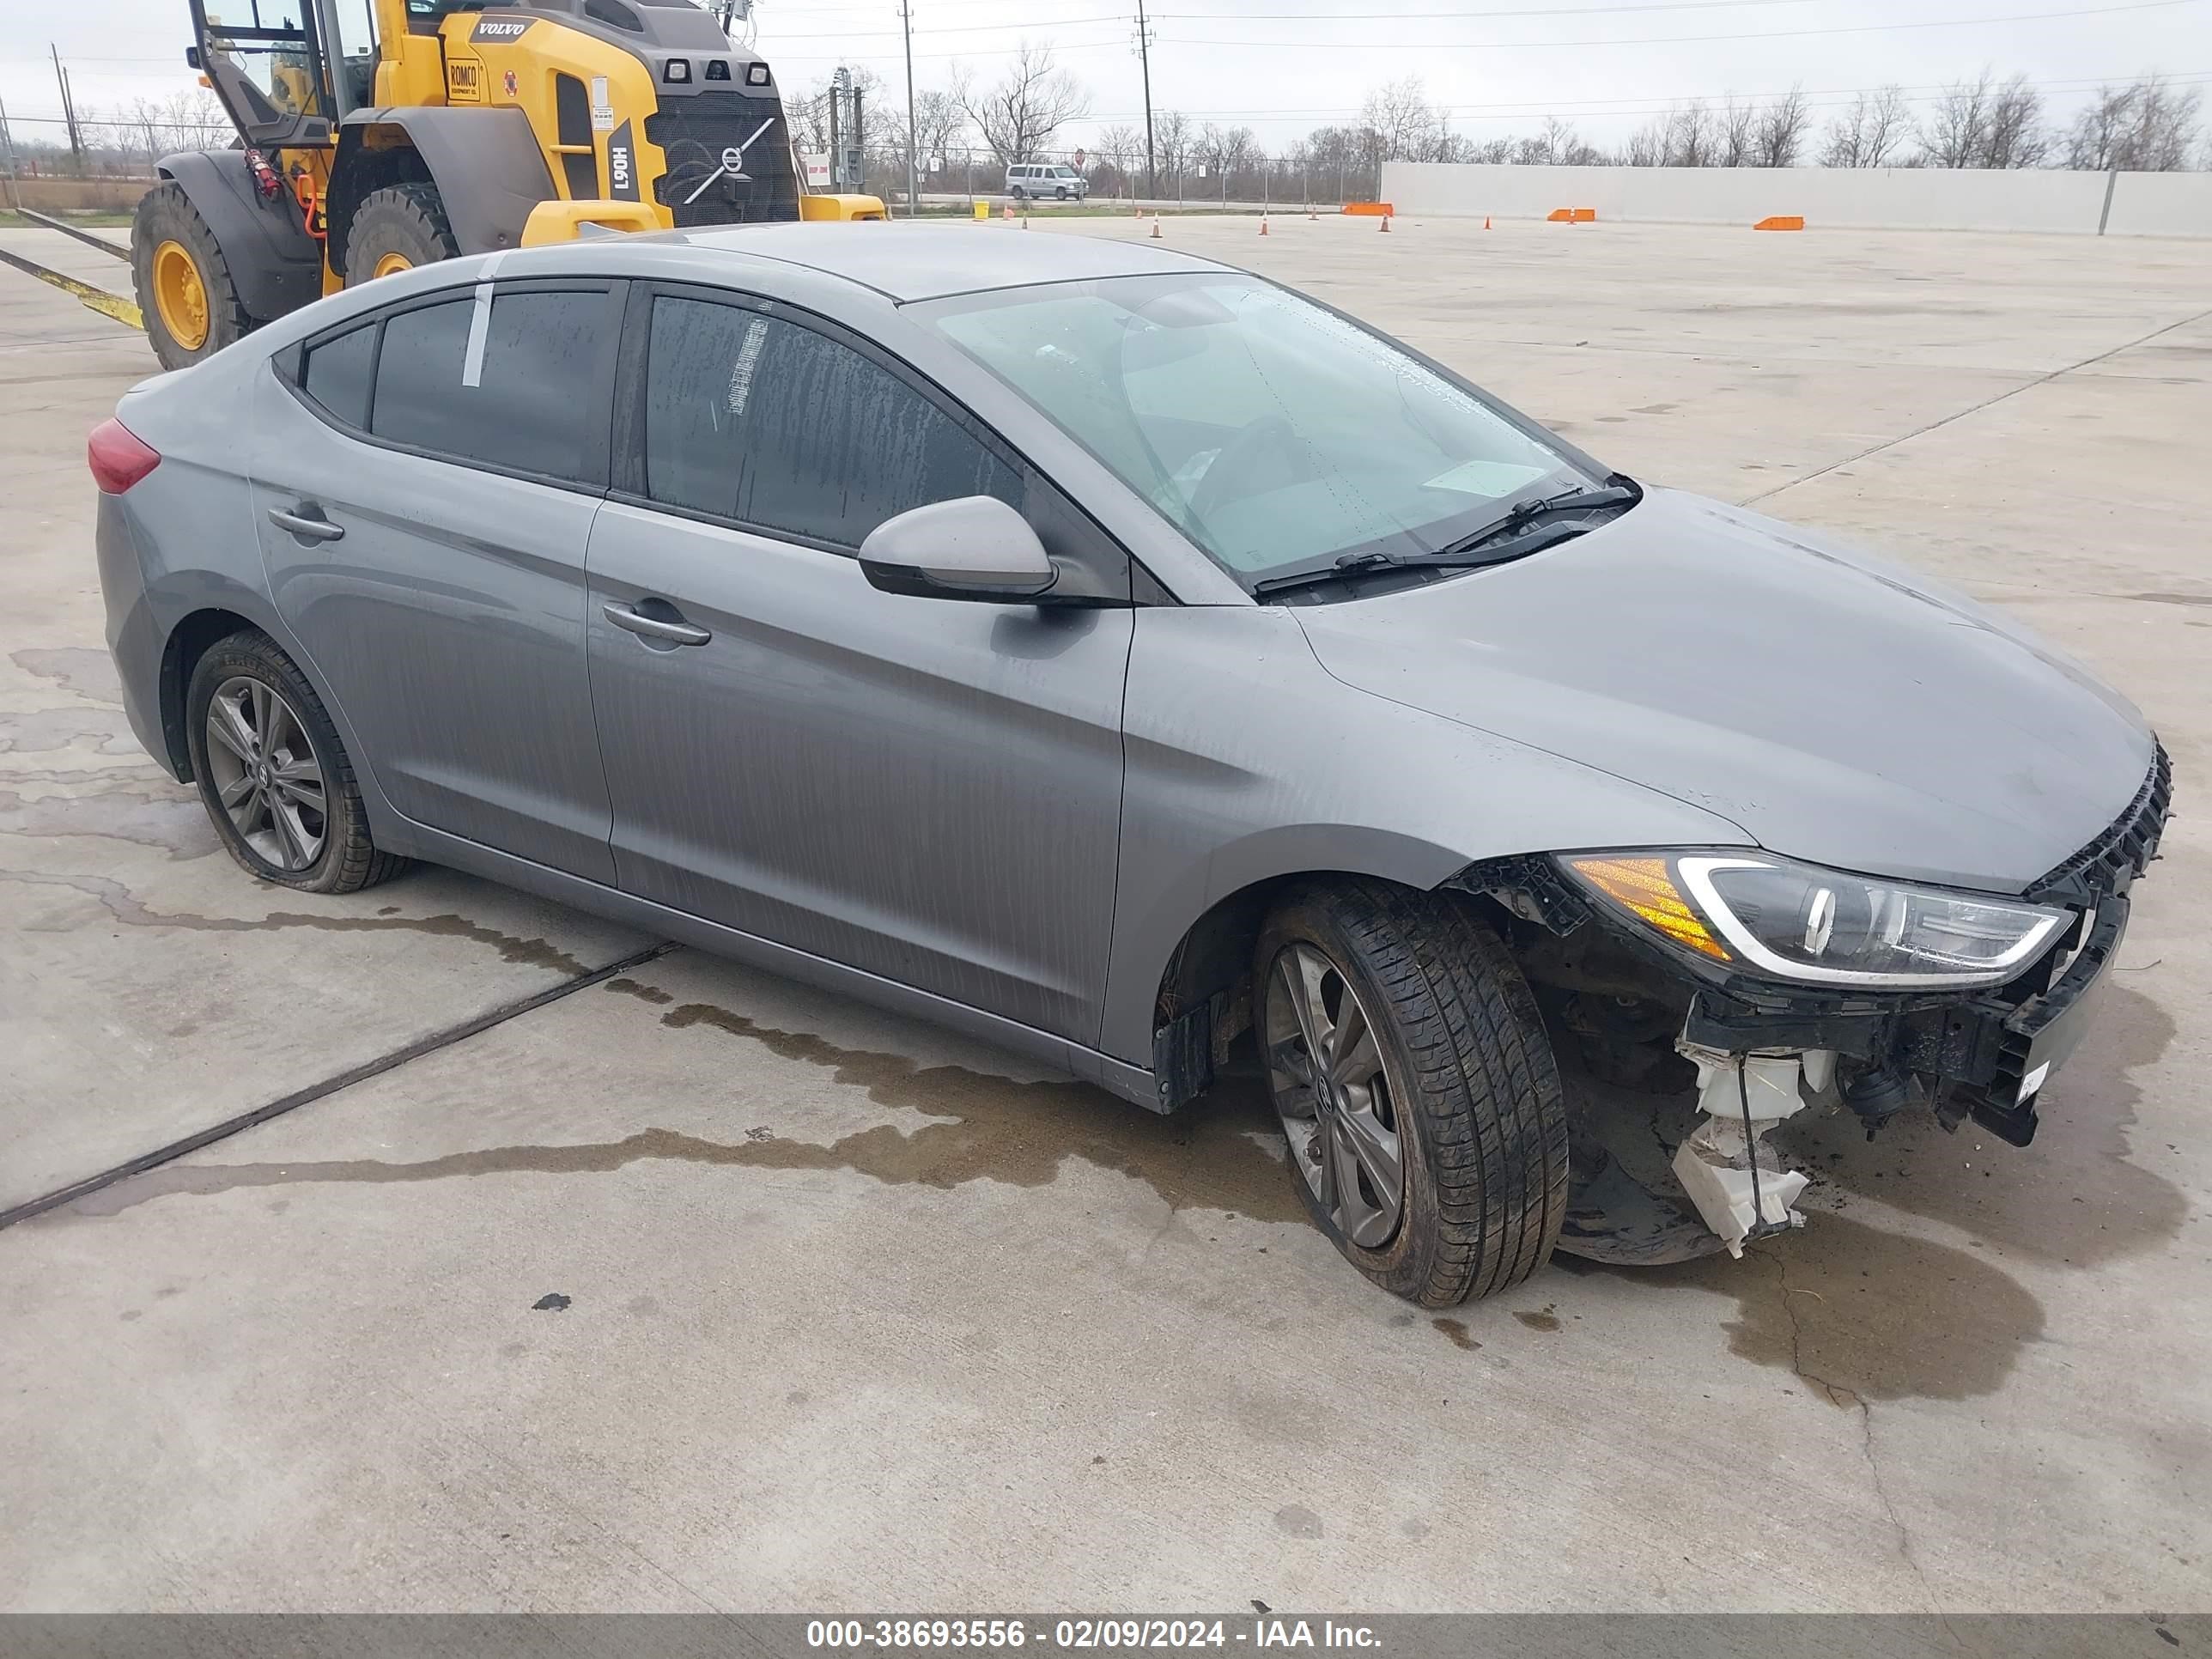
[642,295,1021,547]
[301,323,375,429]
[370,289,614,481]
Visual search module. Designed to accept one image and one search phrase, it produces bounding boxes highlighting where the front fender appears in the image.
[155,149,321,323]
[332,107,558,274]
[1097,607,1755,1063]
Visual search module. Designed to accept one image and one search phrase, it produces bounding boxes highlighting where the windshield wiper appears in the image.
[1431,481,1639,561]
[1248,480,1641,601]
[1249,528,1586,599]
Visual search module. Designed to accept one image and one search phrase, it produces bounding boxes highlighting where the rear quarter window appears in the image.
[301,323,375,429]
[368,287,618,483]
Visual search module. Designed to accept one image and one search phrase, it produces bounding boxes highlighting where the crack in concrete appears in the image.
[1765,1247,1971,1641]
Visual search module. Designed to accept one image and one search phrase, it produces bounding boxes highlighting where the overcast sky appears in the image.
[4,0,2204,155]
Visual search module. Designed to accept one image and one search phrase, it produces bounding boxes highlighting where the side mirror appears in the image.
[858,496,1059,603]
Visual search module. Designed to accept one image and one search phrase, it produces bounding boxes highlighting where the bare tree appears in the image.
[1717,95,1758,167]
[1753,84,1810,167]
[1360,76,1448,161]
[1918,69,2046,167]
[1984,73,2049,167]
[1095,121,1144,193]
[1820,86,1911,167]
[954,45,1090,167]
[911,87,968,167]
[1665,100,1717,167]
[1153,109,1194,197]
[2065,74,2203,170]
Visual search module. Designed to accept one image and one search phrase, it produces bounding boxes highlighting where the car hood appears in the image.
[1292,488,2156,894]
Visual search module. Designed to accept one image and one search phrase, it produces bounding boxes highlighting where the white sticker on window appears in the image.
[461,280,496,389]
[726,318,768,416]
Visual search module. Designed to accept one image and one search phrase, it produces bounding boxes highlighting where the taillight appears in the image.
[88,418,161,495]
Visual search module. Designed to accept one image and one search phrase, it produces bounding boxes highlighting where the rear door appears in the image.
[584,284,1136,1042]
[254,278,625,879]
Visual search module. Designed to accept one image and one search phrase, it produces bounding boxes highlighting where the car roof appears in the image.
[660,221,1225,302]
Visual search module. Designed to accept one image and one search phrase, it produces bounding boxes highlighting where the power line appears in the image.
[1160,0,2199,48]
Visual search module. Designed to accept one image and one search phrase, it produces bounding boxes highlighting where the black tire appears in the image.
[1254,883,1569,1306]
[344,180,460,286]
[185,629,407,895]
[132,181,256,371]
[1055,186,1069,200]
[1010,186,1025,201]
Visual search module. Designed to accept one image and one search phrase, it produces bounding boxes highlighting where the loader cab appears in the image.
[188,2,338,149]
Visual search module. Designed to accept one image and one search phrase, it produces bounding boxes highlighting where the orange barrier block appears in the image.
[1754,215,1806,231]
[1343,201,1395,217]
[1547,207,1597,223]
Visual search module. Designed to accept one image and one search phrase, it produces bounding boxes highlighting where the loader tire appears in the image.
[133,183,255,371]
[346,182,461,285]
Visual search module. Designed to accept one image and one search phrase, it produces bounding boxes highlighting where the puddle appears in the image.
[7,869,590,975]
[0,782,218,859]
[1778,982,2185,1268]
[1558,1212,2045,1406]
[10,646,125,702]
[59,991,1306,1225]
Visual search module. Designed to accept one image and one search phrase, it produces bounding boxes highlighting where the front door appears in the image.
[585,289,1133,1042]
[253,279,625,878]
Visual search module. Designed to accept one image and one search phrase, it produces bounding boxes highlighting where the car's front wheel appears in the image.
[1055,186,1069,200]
[185,629,406,895]
[1255,883,1569,1305]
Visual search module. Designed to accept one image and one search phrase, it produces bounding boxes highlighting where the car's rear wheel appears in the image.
[1255,883,1569,1305]
[345,181,460,285]
[185,630,406,894]
[132,183,255,370]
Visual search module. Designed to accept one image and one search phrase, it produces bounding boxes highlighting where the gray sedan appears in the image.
[90,224,2167,1304]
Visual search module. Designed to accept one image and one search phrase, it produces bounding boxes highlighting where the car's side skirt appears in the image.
[395,819,1165,1114]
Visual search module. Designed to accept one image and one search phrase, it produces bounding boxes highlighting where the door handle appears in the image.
[267,505,345,543]
[603,602,711,647]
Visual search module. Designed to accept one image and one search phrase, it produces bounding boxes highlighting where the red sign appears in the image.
[1073,148,1086,168]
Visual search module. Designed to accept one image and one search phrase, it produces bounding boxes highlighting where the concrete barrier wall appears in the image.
[1382,161,2212,237]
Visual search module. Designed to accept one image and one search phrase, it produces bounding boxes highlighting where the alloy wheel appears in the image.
[203,675,327,872]
[1263,942,1406,1249]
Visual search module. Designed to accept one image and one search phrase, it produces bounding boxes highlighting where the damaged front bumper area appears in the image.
[1451,746,2172,1263]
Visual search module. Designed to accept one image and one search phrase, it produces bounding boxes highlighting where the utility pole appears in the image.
[0,92,25,213]
[900,0,920,216]
[51,45,83,167]
[1133,0,1156,198]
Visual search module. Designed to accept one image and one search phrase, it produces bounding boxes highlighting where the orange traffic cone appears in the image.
[1484,215,1492,230]
[1307,207,1317,221]
[1260,214,1269,236]
[1150,213,1163,239]
[1002,201,1012,221]
[1380,213,1391,233]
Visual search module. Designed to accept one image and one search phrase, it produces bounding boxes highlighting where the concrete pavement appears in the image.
[0,216,2206,1613]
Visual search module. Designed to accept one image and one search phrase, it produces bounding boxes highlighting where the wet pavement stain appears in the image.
[7,870,591,975]
[1431,1316,1480,1351]
[10,647,126,702]
[605,976,674,1006]
[0,708,143,757]
[1558,1212,2045,1406]
[0,783,219,859]
[1776,983,2185,1269]
[55,1000,1309,1225]
[1513,1306,1562,1333]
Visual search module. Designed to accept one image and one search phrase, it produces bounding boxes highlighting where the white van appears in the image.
[1006,162,1088,201]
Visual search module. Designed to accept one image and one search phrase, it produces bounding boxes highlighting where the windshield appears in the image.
[920,274,1594,584]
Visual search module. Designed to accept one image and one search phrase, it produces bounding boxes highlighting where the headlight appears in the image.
[1561,852,2069,989]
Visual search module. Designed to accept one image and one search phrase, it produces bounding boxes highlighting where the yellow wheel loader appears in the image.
[136,0,884,370]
